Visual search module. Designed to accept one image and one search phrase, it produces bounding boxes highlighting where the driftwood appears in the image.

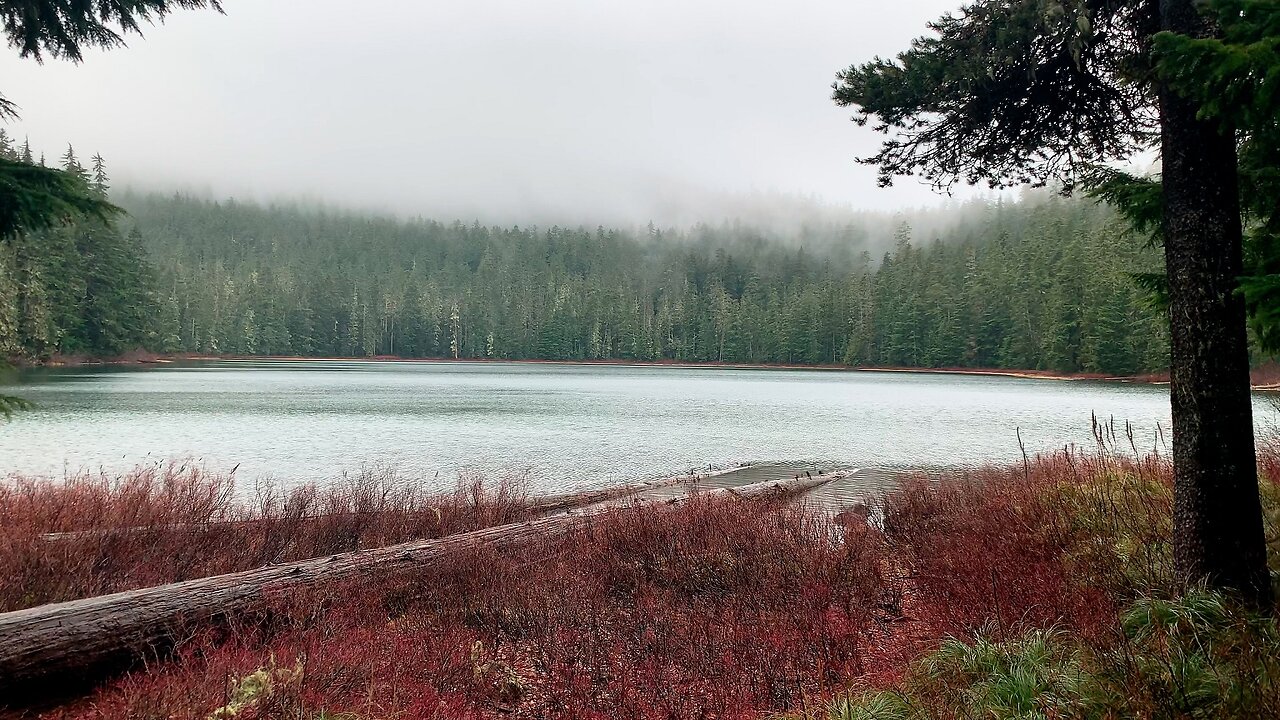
[0,471,832,703]
[529,465,740,514]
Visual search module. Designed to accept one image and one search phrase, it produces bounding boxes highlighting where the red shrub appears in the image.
[881,449,1175,641]
[0,464,532,611]
[31,441,1275,718]
[43,498,892,720]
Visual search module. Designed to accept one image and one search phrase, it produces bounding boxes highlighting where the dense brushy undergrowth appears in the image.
[0,463,532,611]
[38,498,891,719]
[821,590,1280,720]
[13,442,1280,719]
[802,442,1280,720]
[879,450,1173,639]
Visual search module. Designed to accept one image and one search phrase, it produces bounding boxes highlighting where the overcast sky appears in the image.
[0,1,978,227]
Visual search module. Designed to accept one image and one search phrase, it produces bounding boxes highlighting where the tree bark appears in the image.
[1160,0,1272,607]
[0,472,837,706]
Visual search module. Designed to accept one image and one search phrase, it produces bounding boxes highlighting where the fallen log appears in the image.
[0,471,833,704]
[526,464,739,514]
[35,467,738,543]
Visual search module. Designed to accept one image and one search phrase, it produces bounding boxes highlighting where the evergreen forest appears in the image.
[2,145,1171,375]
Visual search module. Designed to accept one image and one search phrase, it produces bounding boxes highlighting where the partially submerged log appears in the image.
[526,464,739,514]
[0,471,833,703]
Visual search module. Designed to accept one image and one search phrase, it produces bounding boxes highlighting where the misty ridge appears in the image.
[56,181,1161,375]
[0,1,982,225]
[2,136,1165,377]
[111,182,1033,264]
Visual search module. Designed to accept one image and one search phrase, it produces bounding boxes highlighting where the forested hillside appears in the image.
[1,149,1170,374]
[120,191,1167,374]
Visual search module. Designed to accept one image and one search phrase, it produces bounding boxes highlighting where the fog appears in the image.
[0,1,980,228]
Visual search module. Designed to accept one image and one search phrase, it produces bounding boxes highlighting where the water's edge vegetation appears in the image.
[4,441,1279,718]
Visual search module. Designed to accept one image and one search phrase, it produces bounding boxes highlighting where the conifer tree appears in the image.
[0,0,222,245]
[832,0,1272,606]
[90,153,109,198]
[1,1,223,63]
[0,154,109,240]
[60,145,86,181]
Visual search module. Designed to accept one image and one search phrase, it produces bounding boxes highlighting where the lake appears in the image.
[0,360,1269,493]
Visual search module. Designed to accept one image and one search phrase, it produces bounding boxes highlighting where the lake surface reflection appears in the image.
[0,360,1259,493]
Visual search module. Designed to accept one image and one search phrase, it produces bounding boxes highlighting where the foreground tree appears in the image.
[0,1,221,416]
[1,1,224,70]
[834,0,1272,606]
[0,0,223,239]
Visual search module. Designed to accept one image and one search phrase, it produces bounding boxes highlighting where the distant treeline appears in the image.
[2,148,1171,374]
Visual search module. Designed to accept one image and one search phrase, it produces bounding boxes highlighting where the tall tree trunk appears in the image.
[1160,0,1272,607]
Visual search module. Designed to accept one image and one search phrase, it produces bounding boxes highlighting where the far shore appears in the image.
[18,350,1193,385]
[34,349,1280,391]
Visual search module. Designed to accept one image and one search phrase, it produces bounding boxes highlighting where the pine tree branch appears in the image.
[0,1,224,63]
[0,157,121,240]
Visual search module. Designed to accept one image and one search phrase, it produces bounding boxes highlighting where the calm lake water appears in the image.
[0,360,1271,493]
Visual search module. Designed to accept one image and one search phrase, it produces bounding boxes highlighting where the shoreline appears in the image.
[31,351,1280,391]
[25,351,1170,385]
